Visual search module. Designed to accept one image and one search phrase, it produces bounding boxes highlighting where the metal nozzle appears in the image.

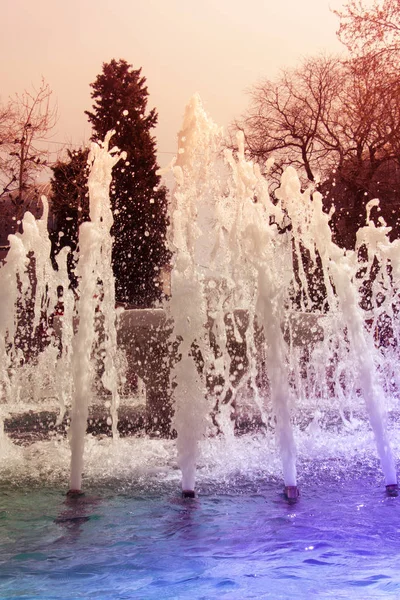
[284,485,299,502]
[386,483,398,497]
[182,490,196,498]
[66,489,85,498]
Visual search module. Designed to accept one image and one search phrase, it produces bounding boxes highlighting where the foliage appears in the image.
[50,147,90,283]
[85,59,170,307]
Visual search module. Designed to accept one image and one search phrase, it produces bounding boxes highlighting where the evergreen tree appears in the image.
[50,147,90,286]
[85,58,170,307]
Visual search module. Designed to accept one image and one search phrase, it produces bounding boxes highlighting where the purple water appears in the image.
[1,462,399,600]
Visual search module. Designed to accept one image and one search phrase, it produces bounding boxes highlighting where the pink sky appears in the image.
[1,0,344,170]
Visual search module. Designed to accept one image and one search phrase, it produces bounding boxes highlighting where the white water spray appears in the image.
[0,95,398,496]
[168,95,397,493]
[68,132,125,492]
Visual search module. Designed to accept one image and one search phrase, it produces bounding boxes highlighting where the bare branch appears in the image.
[0,79,57,222]
[334,0,400,68]
[230,52,400,197]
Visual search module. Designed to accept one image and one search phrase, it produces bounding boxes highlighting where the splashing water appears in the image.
[167,94,398,492]
[69,132,125,492]
[0,96,399,496]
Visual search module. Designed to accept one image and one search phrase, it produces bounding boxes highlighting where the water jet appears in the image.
[2,94,400,599]
[0,94,399,499]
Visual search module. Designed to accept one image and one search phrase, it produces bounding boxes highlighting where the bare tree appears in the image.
[334,60,400,192]
[232,54,400,191]
[231,56,345,188]
[334,0,400,67]
[231,53,400,246]
[0,101,17,197]
[0,79,57,222]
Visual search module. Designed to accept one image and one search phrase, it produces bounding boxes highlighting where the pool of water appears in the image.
[1,462,400,600]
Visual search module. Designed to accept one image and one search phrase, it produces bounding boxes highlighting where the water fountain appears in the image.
[2,94,400,600]
[0,94,399,504]
[68,132,125,494]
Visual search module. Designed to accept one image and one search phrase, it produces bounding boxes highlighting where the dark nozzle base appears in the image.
[182,490,196,499]
[284,486,299,503]
[66,489,85,498]
[386,483,398,497]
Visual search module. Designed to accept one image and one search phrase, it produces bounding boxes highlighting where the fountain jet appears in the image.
[0,95,398,497]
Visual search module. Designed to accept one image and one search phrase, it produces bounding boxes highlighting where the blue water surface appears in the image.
[1,468,400,600]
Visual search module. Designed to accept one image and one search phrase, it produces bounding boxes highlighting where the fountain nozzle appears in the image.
[386,483,398,497]
[182,490,196,499]
[284,486,299,502]
[67,489,85,498]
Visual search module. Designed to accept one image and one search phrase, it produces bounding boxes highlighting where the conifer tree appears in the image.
[85,59,170,307]
[50,147,90,285]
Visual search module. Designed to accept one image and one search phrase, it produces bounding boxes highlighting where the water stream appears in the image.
[0,94,399,500]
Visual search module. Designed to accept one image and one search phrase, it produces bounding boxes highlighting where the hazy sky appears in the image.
[1,0,345,170]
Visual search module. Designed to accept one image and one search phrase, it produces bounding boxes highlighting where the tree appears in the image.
[0,79,57,223]
[0,100,16,193]
[231,55,343,188]
[50,147,90,284]
[335,0,400,68]
[85,59,170,307]
[232,54,400,247]
[328,0,400,245]
[0,100,14,162]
